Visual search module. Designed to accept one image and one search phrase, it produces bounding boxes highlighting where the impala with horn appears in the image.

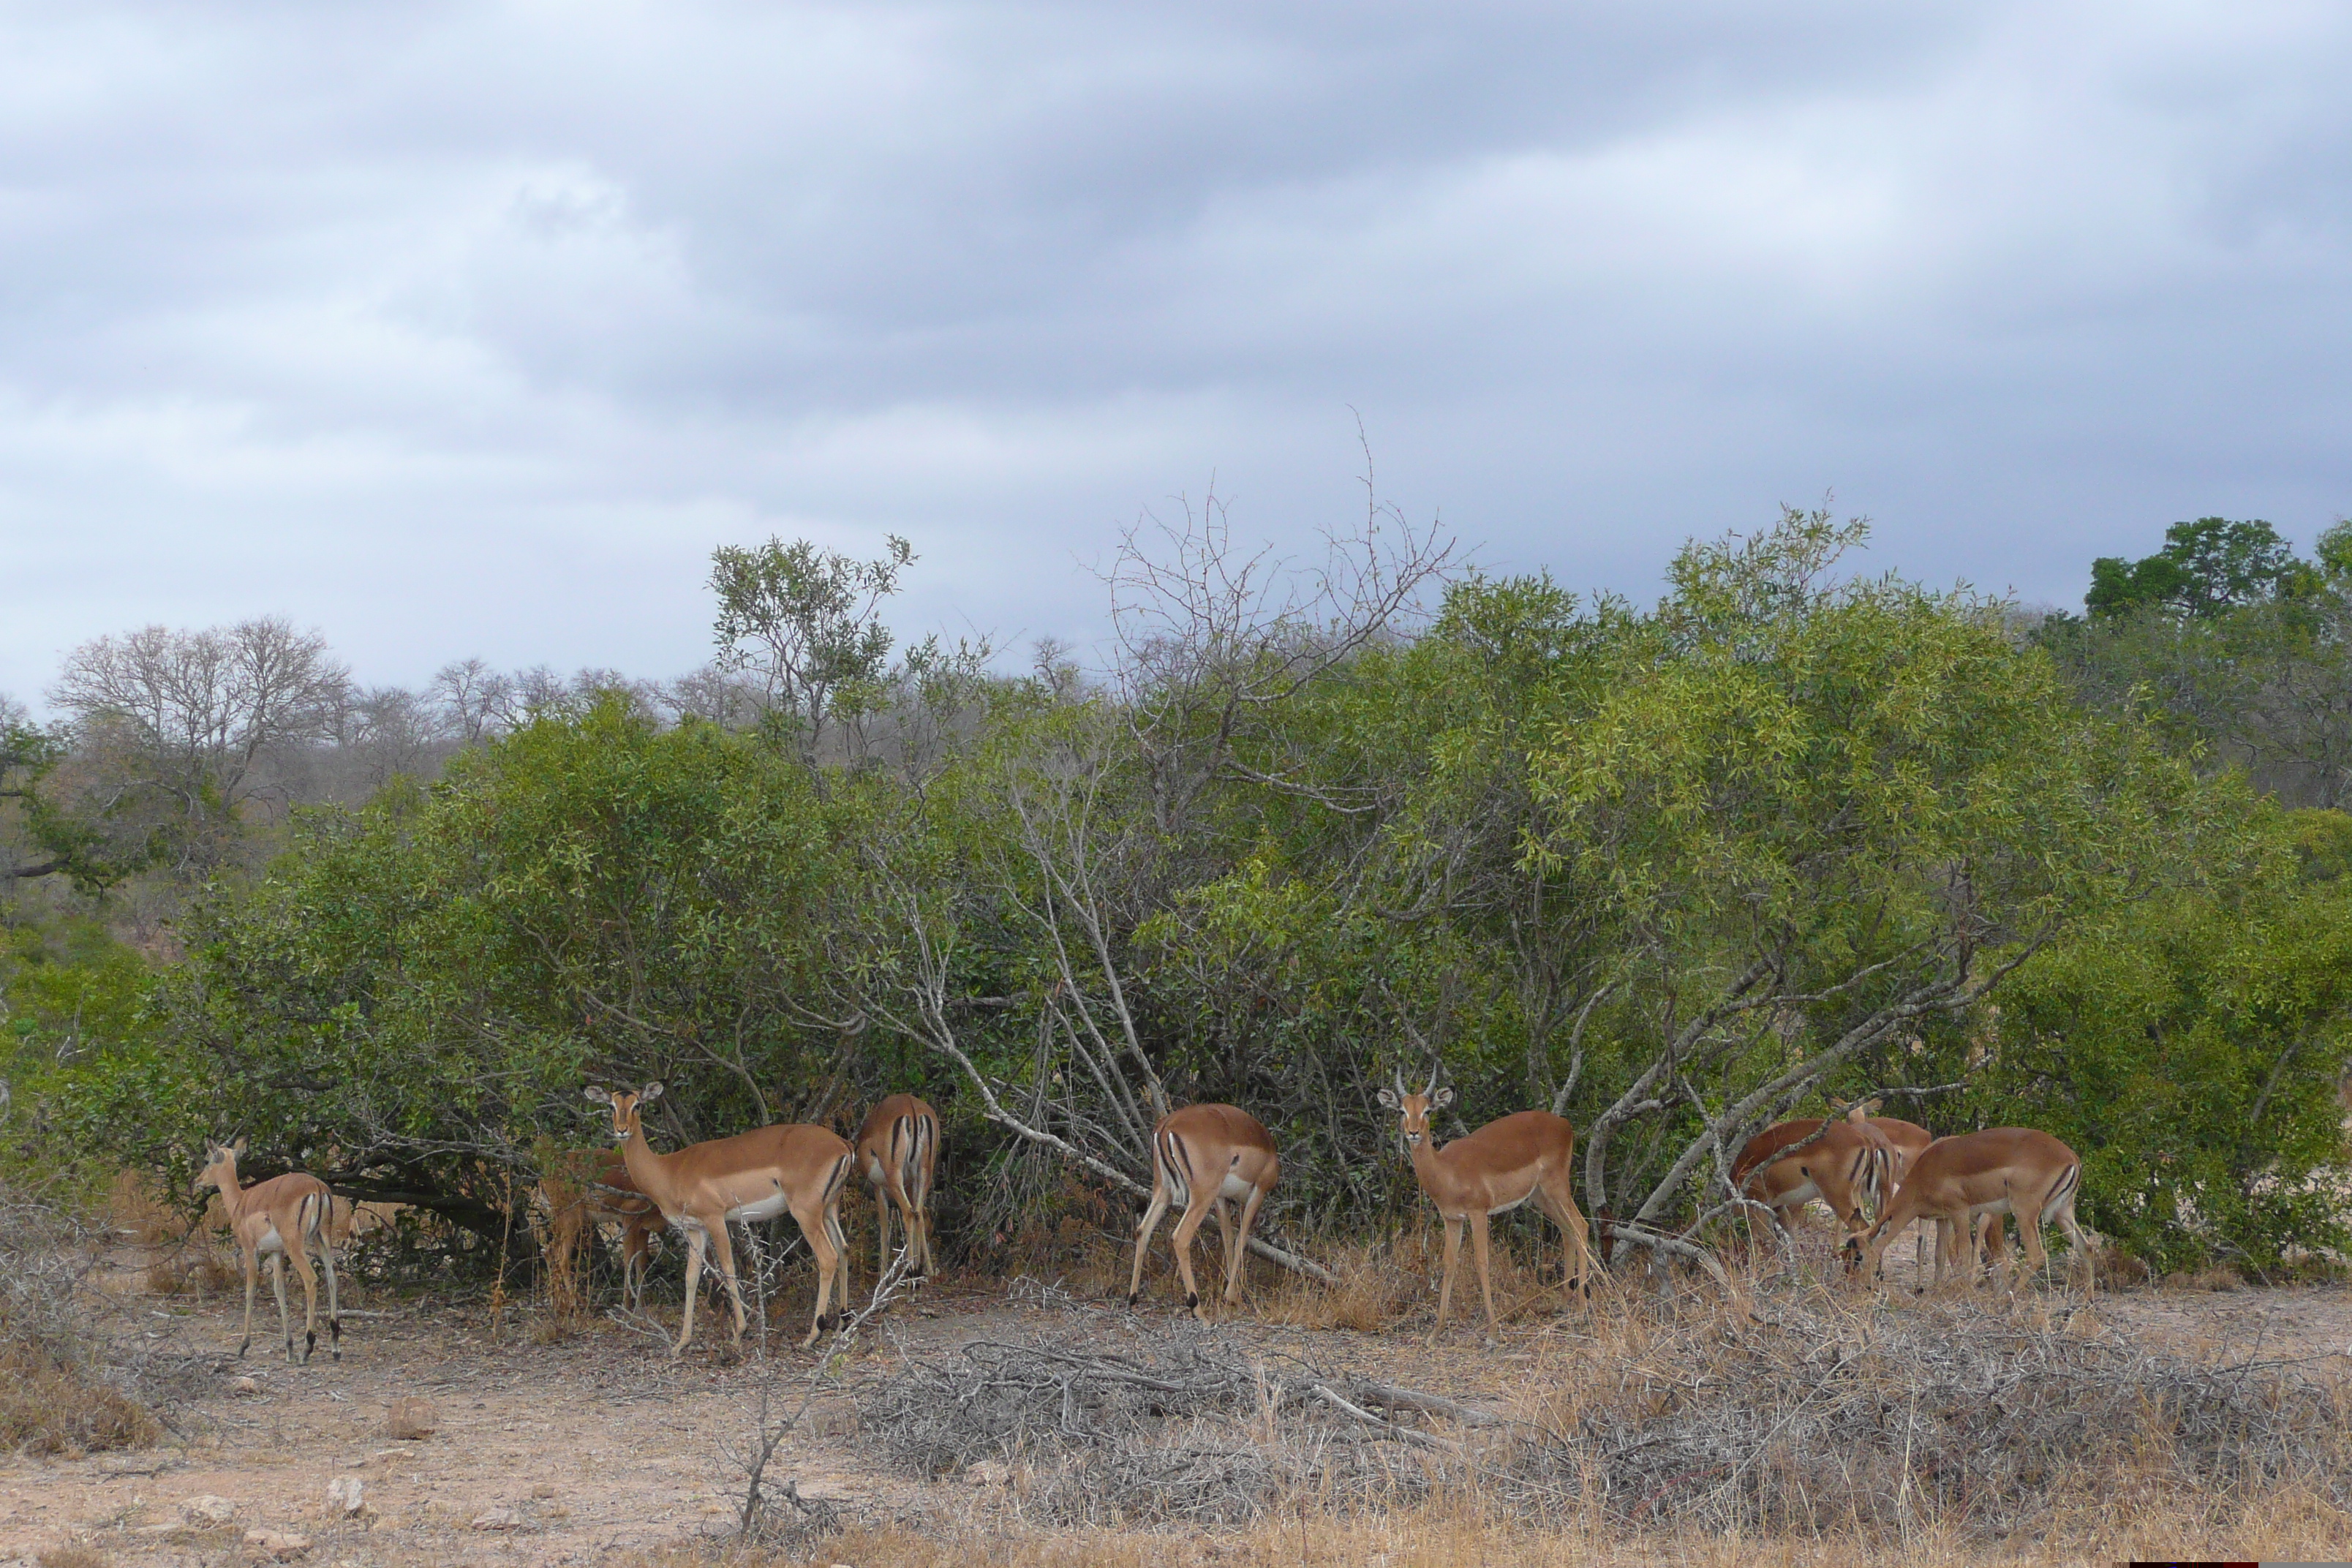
[196,1139,342,1365]
[1127,1104,1281,1322]
[1379,1062,1595,1335]
[1846,1126,2091,1296]
[584,1083,854,1352]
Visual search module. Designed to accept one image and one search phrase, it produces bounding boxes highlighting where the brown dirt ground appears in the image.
[4,1223,2348,1567]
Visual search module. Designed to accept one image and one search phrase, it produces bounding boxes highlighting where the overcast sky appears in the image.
[5,1,2351,704]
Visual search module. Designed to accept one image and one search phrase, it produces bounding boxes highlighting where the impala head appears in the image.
[584,1082,663,1142]
[1376,1062,1453,1149]
[195,1137,248,1193]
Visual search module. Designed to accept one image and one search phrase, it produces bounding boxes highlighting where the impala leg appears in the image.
[287,1241,320,1365]
[1433,1215,1463,1338]
[911,1136,936,1276]
[1127,1185,1172,1308]
[237,1243,259,1360]
[1532,1183,1594,1301]
[1210,1197,1237,1303]
[268,1253,295,1364]
[1470,1213,1501,1332]
[2054,1207,2092,1295]
[2010,1201,2049,1294]
[1227,1183,1269,1308]
[795,1199,845,1349]
[1169,1194,1214,1322]
[703,1219,750,1346]
[320,1238,342,1360]
[872,1183,894,1299]
[676,1224,710,1355]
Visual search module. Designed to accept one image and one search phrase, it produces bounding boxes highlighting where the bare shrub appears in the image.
[862,1283,2352,1541]
[0,1184,203,1452]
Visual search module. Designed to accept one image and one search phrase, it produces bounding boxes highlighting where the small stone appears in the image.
[529,1483,557,1499]
[383,1396,437,1439]
[227,1375,263,1395]
[325,1475,364,1516]
[963,1458,1009,1486]
[241,1527,312,1560]
[183,1493,238,1524]
[470,1507,524,1531]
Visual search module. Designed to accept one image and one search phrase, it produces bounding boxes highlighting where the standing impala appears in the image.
[855,1094,939,1300]
[584,1084,854,1352]
[195,1139,342,1365]
[1846,1126,2091,1296]
[1127,1104,1281,1322]
[1379,1066,1595,1336]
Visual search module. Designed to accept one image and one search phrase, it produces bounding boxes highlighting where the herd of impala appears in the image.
[189,1066,2094,1366]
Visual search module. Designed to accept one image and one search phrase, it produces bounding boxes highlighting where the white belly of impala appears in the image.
[1218,1172,1256,1202]
[1487,1191,1531,1218]
[727,1192,791,1225]
[256,1226,286,1255]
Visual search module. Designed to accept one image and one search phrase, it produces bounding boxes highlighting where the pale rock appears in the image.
[325,1476,364,1516]
[470,1507,524,1531]
[241,1527,312,1560]
[963,1459,1010,1486]
[182,1493,238,1524]
[227,1375,263,1395]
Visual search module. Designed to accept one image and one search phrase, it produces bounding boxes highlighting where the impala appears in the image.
[195,1139,342,1365]
[1849,1109,1997,1286]
[1730,1112,1892,1248]
[1127,1103,1281,1322]
[584,1084,854,1352]
[1379,1066,1594,1335]
[535,1147,664,1313]
[854,1093,939,1298]
[1846,1126,2090,1295]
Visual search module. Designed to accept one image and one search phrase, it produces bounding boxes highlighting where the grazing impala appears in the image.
[1847,1106,1995,1286]
[195,1139,341,1365]
[854,1093,939,1298]
[1730,1112,1893,1248]
[584,1084,854,1352]
[1379,1066,1595,1335]
[1127,1104,1280,1322]
[1846,1126,2090,1296]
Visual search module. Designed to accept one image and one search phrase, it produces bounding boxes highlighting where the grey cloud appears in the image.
[4,3,2352,704]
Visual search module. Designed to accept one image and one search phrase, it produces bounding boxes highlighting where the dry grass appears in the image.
[626,1484,2352,1567]
[105,1169,182,1247]
[0,1326,161,1455]
[36,1546,112,1568]
[1261,1225,1580,1333]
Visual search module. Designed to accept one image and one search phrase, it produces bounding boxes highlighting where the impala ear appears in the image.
[230,1137,249,1156]
[583,1086,611,1105]
[1858,1098,1883,1117]
[1431,1085,1456,1110]
[639,1082,665,1104]
[1376,1086,1400,1110]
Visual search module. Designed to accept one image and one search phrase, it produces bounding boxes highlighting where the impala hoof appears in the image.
[1126,1290,1140,1308]
[1184,1291,1199,1311]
